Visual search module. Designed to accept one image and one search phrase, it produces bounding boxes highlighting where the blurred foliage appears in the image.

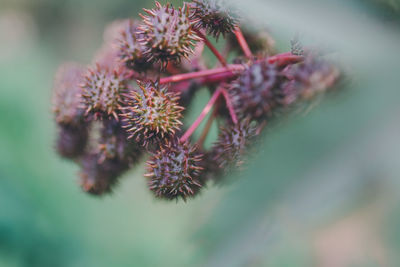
[0,0,400,266]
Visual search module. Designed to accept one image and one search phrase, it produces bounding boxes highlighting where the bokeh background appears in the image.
[0,0,400,266]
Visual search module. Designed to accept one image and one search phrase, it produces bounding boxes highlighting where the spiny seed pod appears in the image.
[117,19,153,72]
[138,2,201,67]
[56,124,88,159]
[190,0,238,39]
[290,56,340,100]
[79,153,128,196]
[229,60,287,120]
[98,119,143,164]
[81,64,127,120]
[213,118,257,170]
[145,139,204,201]
[53,63,85,126]
[121,81,184,148]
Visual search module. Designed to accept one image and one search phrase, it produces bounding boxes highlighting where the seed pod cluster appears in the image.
[52,1,342,201]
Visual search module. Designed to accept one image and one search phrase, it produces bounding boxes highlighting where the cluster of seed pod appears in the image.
[53,0,341,201]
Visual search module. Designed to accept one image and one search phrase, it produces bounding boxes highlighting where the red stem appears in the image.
[267,53,303,66]
[160,52,304,86]
[233,27,253,58]
[195,29,227,67]
[220,88,238,124]
[197,106,218,148]
[159,65,244,85]
[180,88,222,143]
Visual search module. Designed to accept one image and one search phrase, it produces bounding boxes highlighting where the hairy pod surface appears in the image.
[213,119,257,170]
[190,0,238,38]
[138,2,200,67]
[289,55,341,100]
[53,63,86,126]
[121,81,184,148]
[146,139,204,201]
[117,19,153,72]
[229,60,288,120]
[79,153,128,196]
[56,124,89,159]
[98,119,143,164]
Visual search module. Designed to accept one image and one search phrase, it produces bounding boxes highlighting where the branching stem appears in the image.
[220,87,238,124]
[233,27,253,58]
[194,29,227,67]
[159,52,303,86]
[180,88,222,143]
[197,106,218,148]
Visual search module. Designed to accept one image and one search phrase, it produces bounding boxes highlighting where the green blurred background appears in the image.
[0,0,400,266]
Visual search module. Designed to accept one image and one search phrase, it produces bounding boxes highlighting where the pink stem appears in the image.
[197,106,218,148]
[160,53,304,86]
[234,27,253,58]
[180,88,222,143]
[159,65,244,85]
[220,88,238,124]
[267,53,303,66]
[195,29,227,67]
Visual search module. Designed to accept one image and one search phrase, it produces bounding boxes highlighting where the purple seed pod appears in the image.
[213,118,257,169]
[98,119,143,165]
[117,19,153,72]
[190,0,238,39]
[289,55,341,100]
[145,139,204,201]
[229,60,285,120]
[138,2,201,67]
[79,152,129,196]
[120,81,184,148]
[56,124,89,159]
[53,63,86,126]
[81,64,128,120]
